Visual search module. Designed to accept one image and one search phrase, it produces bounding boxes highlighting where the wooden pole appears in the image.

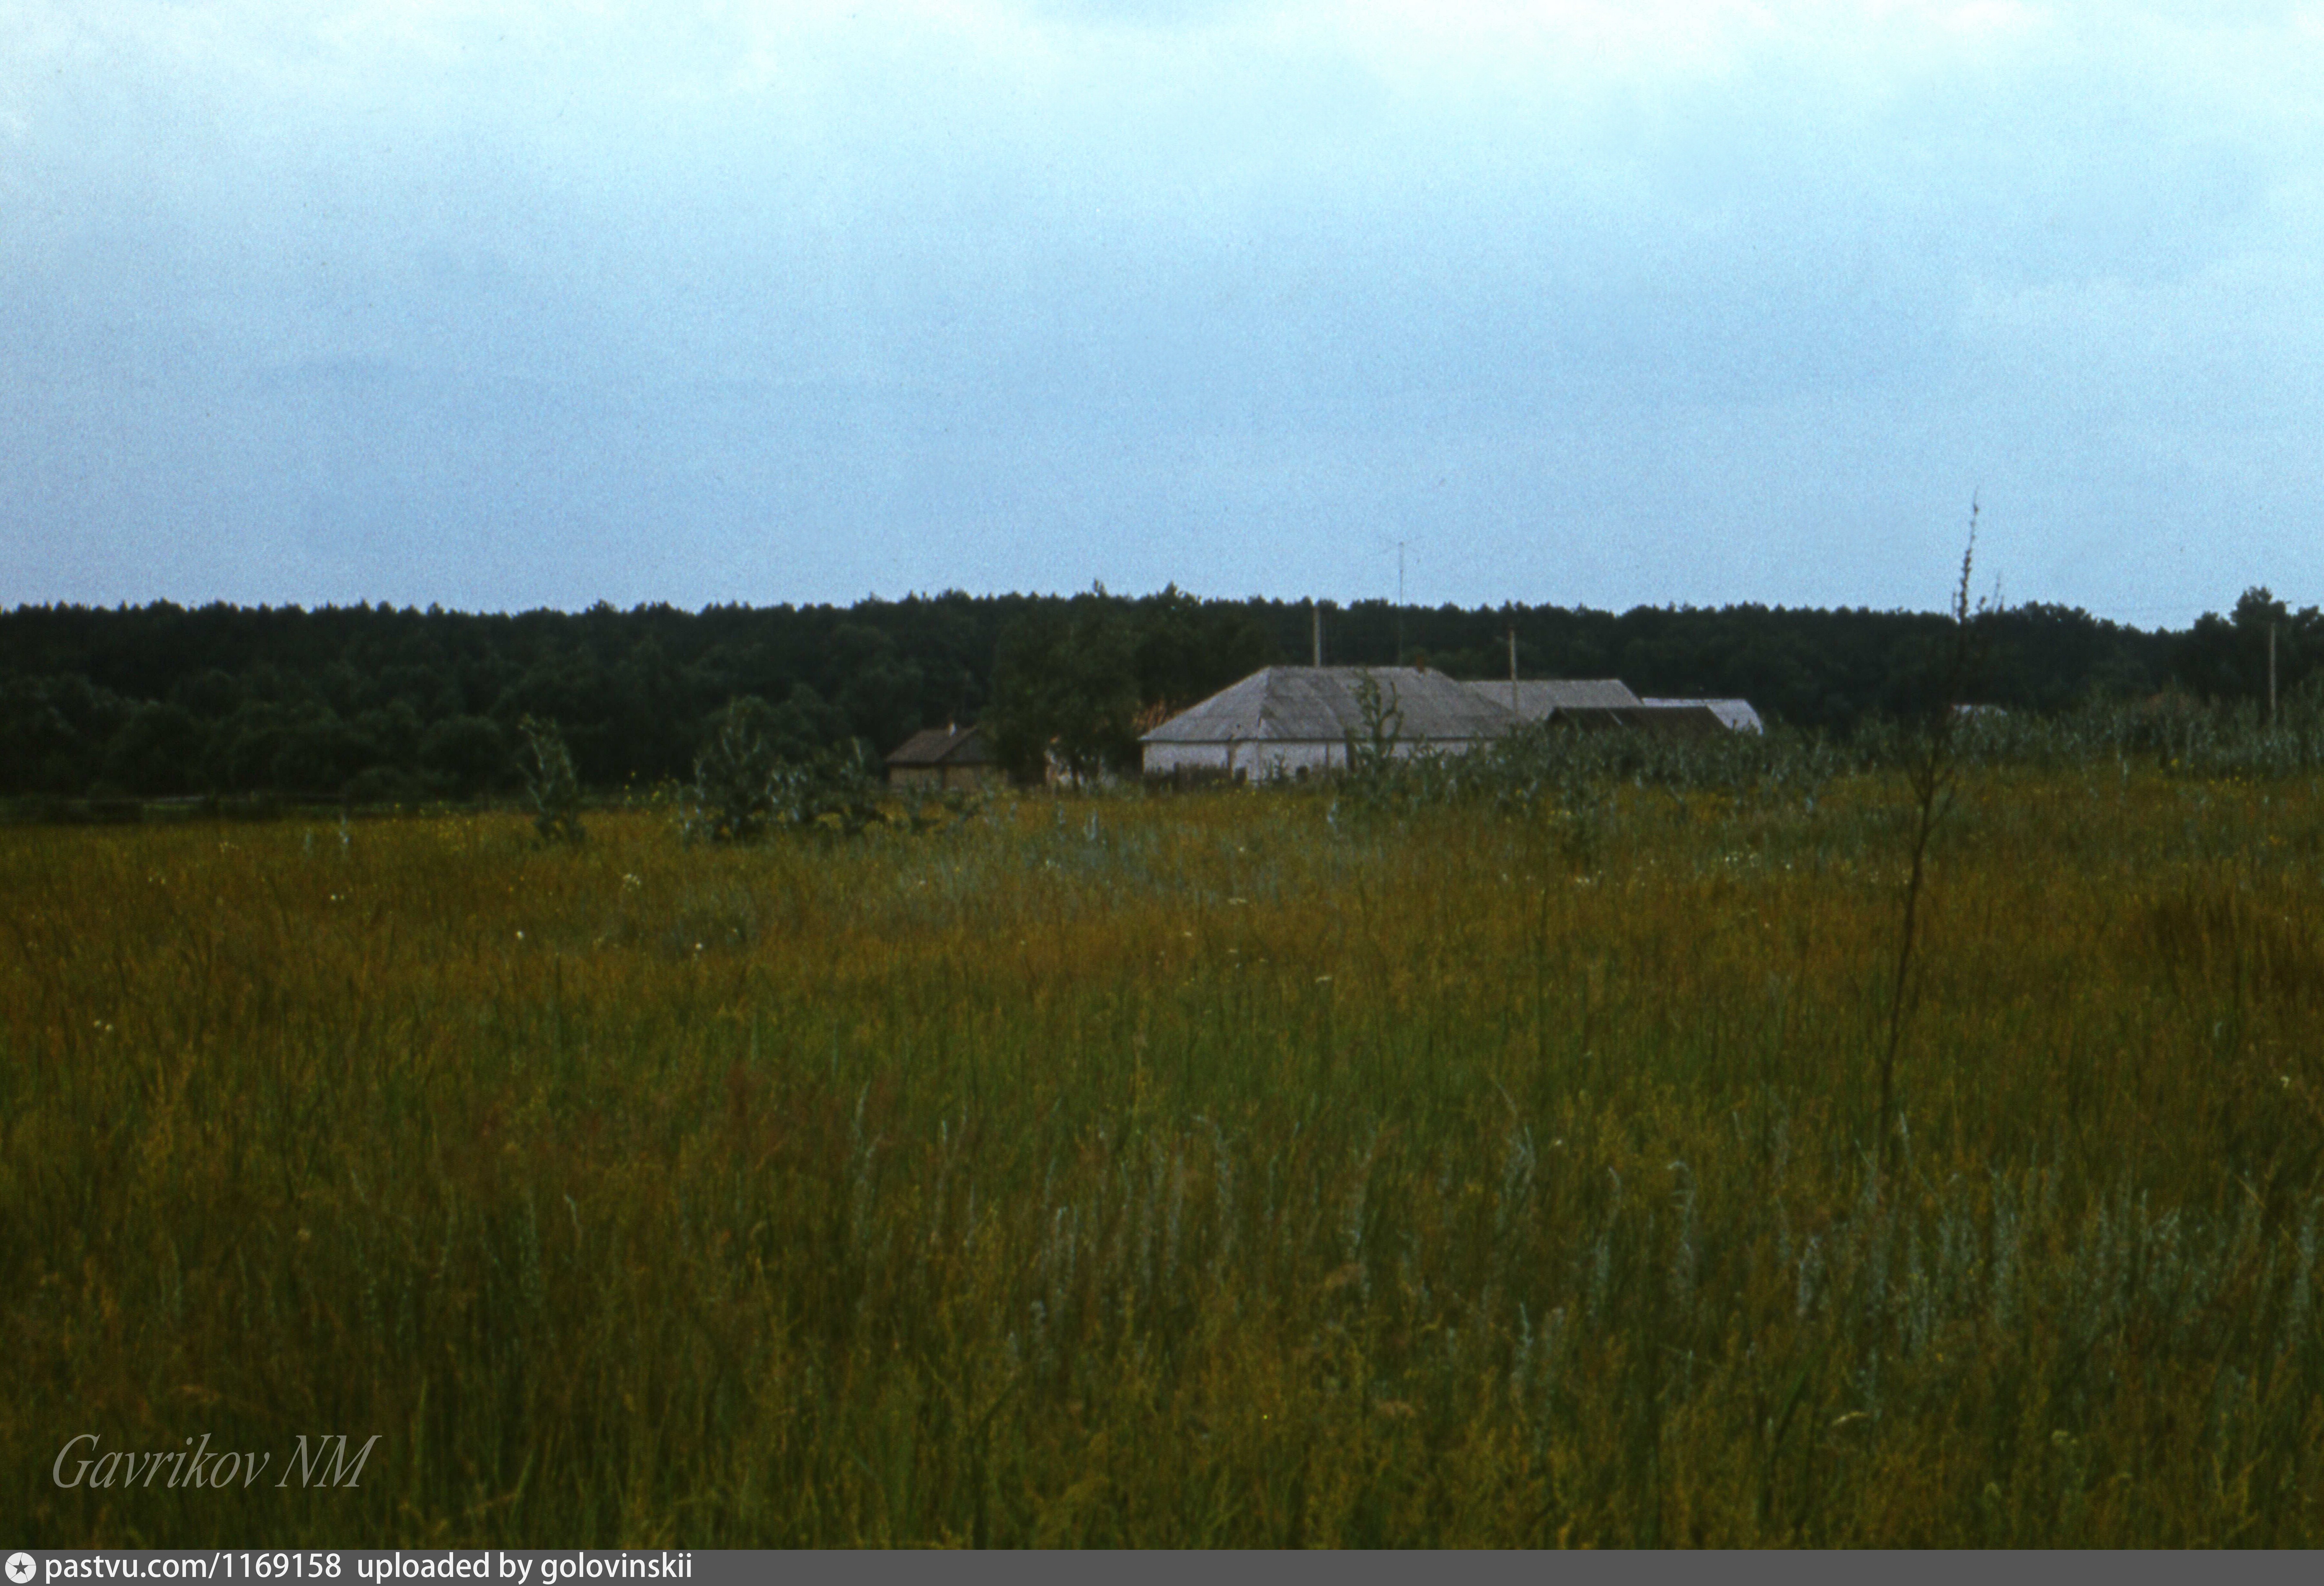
[2270,621,2278,728]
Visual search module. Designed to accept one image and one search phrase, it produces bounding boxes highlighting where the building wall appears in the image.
[1143,739,1489,777]
[1144,741,1324,777]
[889,762,1003,789]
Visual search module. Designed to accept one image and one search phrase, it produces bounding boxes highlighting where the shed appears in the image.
[1639,698,1764,733]
[1462,678,1644,730]
[1631,703,1731,737]
[883,723,1002,789]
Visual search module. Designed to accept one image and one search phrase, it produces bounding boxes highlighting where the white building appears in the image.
[1140,666,1518,778]
[1140,667,1763,778]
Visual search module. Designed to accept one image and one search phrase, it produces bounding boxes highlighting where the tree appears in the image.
[417,715,509,799]
[987,596,1141,784]
[1131,584,1271,711]
[0,674,134,794]
[100,702,207,796]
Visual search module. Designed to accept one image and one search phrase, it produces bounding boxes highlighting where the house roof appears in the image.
[1462,678,1643,717]
[885,723,995,767]
[1640,698,1764,733]
[1632,703,1731,736]
[1140,667,1518,745]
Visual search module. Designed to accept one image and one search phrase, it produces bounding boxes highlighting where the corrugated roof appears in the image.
[1462,678,1643,716]
[885,724,995,766]
[1640,698,1764,732]
[1141,667,1517,745]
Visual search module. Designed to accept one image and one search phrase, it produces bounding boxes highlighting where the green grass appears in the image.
[7,769,2324,1545]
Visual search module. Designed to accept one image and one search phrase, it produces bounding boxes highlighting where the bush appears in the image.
[769,740,886,836]
[680,701,889,844]
[684,698,783,843]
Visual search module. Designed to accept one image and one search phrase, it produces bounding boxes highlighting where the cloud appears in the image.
[3,0,2322,618]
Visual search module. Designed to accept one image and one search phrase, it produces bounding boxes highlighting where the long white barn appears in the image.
[1141,667,1759,777]
[1141,666,1516,778]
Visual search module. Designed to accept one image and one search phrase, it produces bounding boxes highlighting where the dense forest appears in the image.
[0,586,2307,800]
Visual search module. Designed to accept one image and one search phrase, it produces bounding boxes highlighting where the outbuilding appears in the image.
[1640,698,1764,733]
[884,723,1003,789]
[1461,677,1644,729]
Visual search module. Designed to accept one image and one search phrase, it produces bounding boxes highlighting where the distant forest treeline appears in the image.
[0,587,2308,800]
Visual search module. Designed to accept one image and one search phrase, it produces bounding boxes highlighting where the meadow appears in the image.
[8,752,2324,1545]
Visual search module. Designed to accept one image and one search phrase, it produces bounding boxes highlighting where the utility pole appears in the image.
[2271,621,2279,728]
[1312,601,1323,668]
[1395,540,1407,666]
[1509,627,1519,717]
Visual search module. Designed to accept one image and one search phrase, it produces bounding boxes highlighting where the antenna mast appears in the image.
[1395,540,1407,666]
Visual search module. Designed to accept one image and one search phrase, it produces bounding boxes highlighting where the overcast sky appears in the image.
[3,1,2320,622]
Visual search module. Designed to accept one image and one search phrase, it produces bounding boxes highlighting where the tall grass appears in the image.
[7,765,2324,1545]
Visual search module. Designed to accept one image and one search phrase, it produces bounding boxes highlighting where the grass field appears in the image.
[8,765,2324,1545]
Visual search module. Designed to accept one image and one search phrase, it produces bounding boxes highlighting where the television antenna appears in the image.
[1386,537,1410,665]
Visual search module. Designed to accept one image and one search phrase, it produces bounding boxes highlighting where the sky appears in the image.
[3,0,2321,624]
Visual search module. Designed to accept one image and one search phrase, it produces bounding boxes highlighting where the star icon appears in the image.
[6,1553,36,1585]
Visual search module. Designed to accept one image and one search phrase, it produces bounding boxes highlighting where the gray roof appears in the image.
[1141,667,1517,745]
[885,723,995,766]
[1463,678,1643,717]
[1640,698,1764,732]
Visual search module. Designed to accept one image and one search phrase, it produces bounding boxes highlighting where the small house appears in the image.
[884,723,1002,789]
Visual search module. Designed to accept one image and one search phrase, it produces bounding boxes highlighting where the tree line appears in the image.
[0,586,2300,800]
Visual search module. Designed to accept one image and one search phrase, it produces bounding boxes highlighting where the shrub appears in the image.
[680,700,889,843]
[683,698,784,844]
[769,740,886,836]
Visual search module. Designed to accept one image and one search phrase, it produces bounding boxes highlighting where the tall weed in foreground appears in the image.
[1877,512,1990,1180]
[517,716,585,847]
[6,773,2324,1544]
